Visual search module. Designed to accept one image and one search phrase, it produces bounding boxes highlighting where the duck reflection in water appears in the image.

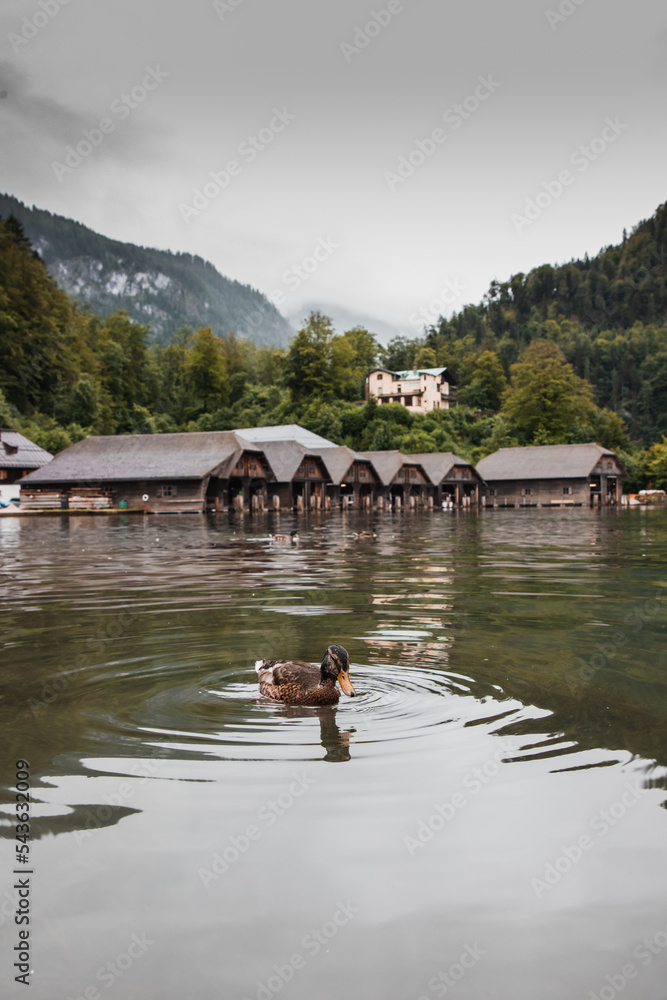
[273,703,356,762]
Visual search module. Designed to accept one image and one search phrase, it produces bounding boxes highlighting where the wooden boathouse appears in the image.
[19,431,261,513]
[18,425,481,513]
[476,443,623,507]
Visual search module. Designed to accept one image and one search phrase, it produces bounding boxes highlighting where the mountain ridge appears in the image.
[0,193,293,347]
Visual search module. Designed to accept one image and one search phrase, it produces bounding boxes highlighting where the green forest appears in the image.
[2,204,667,491]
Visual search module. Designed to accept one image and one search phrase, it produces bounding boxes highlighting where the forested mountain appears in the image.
[425,201,667,445]
[0,194,292,347]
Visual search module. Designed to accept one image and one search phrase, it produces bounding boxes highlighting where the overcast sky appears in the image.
[1,0,665,335]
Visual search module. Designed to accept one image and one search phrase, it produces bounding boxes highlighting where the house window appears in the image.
[523,488,532,496]
[563,486,572,495]
[404,396,412,406]
[157,484,177,498]
[377,373,383,380]
[396,385,401,393]
[488,488,497,496]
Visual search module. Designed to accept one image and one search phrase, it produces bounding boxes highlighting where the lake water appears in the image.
[1,508,666,1000]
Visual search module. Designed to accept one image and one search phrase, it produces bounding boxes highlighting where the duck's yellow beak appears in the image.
[338,671,356,697]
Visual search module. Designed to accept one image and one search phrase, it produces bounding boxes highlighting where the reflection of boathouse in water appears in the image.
[18,426,621,513]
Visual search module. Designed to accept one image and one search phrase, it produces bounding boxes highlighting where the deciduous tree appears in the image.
[502,340,596,441]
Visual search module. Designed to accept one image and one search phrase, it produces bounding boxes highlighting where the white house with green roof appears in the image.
[365,366,457,413]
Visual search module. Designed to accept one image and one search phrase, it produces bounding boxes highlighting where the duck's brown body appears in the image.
[255,644,356,706]
[257,660,340,705]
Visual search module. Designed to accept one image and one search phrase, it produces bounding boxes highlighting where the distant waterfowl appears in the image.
[353,530,377,539]
[255,644,356,705]
[270,530,299,542]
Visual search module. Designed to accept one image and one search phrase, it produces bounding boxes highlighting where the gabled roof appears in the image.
[0,429,53,470]
[395,367,447,379]
[234,424,338,448]
[256,439,313,483]
[400,452,481,485]
[309,445,361,485]
[369,367,448,379]
[356,450,476,485]
[356,450,405,486]
[20,431,249,484]
[248,441,366,485]
[19,425,343,486]
[476,443,619,482]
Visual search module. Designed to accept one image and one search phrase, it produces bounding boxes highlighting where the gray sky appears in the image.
[1,0,665,335]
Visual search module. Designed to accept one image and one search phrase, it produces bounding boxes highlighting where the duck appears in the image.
[270,530,299,542]
[255,643,356,705]
[353,530,376,539]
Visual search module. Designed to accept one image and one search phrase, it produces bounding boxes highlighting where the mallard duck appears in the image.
[353,530,376,539]
[255,644,356,705]
[270,530,299,542]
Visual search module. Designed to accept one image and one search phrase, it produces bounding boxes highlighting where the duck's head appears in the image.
[321,644,356,697]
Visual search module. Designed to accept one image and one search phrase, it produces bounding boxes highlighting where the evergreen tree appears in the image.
[184,326,230,412]
[284,311,335,401]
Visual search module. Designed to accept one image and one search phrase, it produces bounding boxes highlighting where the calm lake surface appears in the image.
[1,508,666,1000]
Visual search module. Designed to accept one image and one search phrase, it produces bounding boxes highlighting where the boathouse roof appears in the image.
[19,424,479,490]
[0,428,53,470]
[476,443,619,482]
[234,424,338,448]
[310,446,367,485]
[356,450,405,486]
[401,452,481,485]
[20,431,250,483]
